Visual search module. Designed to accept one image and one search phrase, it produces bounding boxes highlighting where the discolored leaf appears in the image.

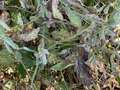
[52,0,63,20]
[19,28,40,42]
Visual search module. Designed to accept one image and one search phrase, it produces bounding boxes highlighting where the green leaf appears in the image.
[17,64,26,78]
[65,7,81,28]
[17,13,23,26]
[35,0,43,9]
[115,0,120,10]
[21,51,36,67]
[108,10,120,27]
[4,37,19,50]
[4,42,14,54]
[0,49,15,65]
[51,62,74,71]
[0,20,10,30]
[84,0,96,6]
[116,76,120,85]
[0,25,5,38]
[20,47,35,52]
[19,0,28,9]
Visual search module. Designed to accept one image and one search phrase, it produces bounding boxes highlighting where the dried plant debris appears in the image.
[19,28,40,42]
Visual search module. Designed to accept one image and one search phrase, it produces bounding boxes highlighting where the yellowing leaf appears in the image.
[52,0,63,20]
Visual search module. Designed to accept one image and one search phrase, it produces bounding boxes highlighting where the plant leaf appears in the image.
[17,64,26,78]
[0,49,15,65]
[51,62,74,71]
[108,10,120,27]
[4,37,19,50]
[52,0,63,20]
[65,6,81,28]
[0,20,10,30]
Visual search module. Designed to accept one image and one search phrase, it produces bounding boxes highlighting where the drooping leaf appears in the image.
[35,48,49,66]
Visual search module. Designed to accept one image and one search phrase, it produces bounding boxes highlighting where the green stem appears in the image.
[31,64,39,87]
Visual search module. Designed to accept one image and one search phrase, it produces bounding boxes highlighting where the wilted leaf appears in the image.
[19,28,40,42]
[35,48,49,66]
[52,0,63,20]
